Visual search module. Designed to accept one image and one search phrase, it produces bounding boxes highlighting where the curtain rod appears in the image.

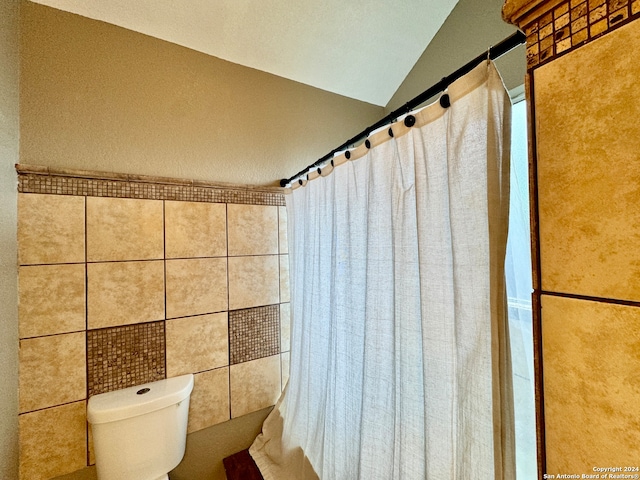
[280,30,525,187]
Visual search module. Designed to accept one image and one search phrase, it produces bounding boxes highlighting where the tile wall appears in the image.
[532,17,640,471]
[16,167,291,480]
[504,0,640,474]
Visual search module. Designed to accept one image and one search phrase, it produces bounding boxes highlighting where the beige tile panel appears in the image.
[279,255,290,303]
[228,255,279,310]
[87,260,165,329]
[187,367,230,433]
[230,354,281,418]
[18,264,86,339]
[166,313,229,377]
[165,200,227,259]
[541,295,640,472]
[19,332,86,413]
[535,20,640,302]
[281,352,290,389]
[18,193,85,265]
[227,204,279,256]
[19,401,87,480]
[278,206,288,254]
[280,303,291,353]
[166,258,228,319]
[87,197,164,262]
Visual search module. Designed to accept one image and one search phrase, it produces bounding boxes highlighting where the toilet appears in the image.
[87,374,194,480]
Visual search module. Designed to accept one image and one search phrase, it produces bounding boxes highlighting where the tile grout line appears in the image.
[277,208,283,390]
[84,195,91,467]
[163,200,168,380]
[18,398,88,417]
[226,203,232,421]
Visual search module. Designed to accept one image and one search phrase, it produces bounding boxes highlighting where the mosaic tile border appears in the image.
[524,0,640,68]
[16,165,286,207]
[229,305,281,365]
[87,321,166,397]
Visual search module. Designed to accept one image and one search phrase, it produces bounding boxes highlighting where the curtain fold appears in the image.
[250,60,515,480]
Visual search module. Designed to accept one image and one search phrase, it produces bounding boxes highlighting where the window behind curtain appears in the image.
[506,98,537,479]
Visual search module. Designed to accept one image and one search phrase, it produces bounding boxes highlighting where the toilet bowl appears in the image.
[87,374,194,480]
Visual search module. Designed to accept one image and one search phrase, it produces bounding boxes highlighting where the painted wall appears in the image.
[0,0,20,479]
[386,0,526,113]
[20,1,384,188]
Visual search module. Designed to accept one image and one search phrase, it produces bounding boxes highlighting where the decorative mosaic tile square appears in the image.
[87,321,166,396]
[229,305,280,365]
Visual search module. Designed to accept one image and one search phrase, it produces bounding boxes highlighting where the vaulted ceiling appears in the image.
[28,0,459,106]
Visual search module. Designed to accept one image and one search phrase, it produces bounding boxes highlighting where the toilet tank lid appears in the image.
[87,374,194,424]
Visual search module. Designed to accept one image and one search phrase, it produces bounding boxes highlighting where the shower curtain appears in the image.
[250,60,515,480]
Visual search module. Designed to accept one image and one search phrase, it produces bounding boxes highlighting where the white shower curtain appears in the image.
[250,60,515,480]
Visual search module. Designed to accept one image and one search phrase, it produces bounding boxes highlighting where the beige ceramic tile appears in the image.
[166,313,229,377]
[87,197,164,262]
[19,264,86,338]
[166,258,228,318]
[165,200,226,259]
[230,354,281,418]
[228,255,279,310]
[278,206,288,254]
[279,255,290,303]
[18,193,85,265]
[535,20,640,302]
[541,295,640,472]
[281,352,290,388]
[19,401,87,480]
[227,204,279,256]
[187,367,230,433]
[87,260,165,329]
[19,332,86,413]
[280,303,291,352]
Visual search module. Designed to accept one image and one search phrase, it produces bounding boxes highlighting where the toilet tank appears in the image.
[87,374,194,480]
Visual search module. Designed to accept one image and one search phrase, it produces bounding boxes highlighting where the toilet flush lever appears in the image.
[137,388,151,395]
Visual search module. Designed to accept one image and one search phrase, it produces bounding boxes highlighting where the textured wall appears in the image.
[534,16,640,471]
[541,296,640,471]
[535,18,640,301]
[17,168,291,479]
[0,1,20,479]
[20,2,384,187]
